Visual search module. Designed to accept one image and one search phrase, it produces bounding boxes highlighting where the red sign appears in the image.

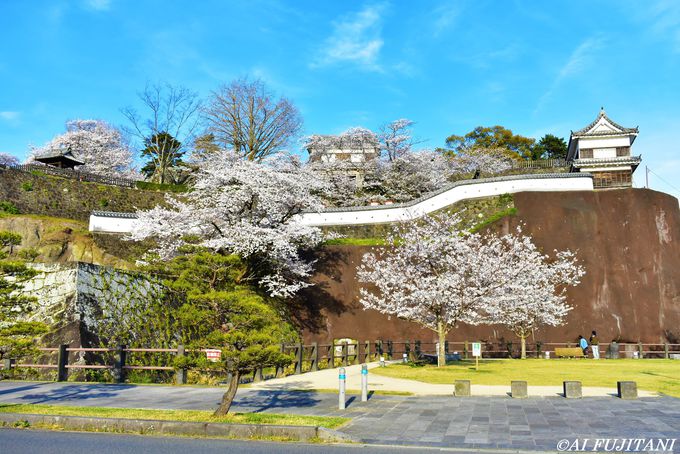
[205,349,222,362]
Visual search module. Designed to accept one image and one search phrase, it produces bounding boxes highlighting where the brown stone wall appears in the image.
[296,189,680,345]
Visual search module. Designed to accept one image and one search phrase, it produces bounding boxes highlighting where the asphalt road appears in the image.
[0,428,521,454]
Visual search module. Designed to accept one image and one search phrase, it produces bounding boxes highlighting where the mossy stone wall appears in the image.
[0,168,167,222]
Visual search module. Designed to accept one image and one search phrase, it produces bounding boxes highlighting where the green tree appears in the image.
[145,250,295,416]
[535,134,568,160]
[0,231,48,363]
[444,125,536,160]
[140,131,185,184]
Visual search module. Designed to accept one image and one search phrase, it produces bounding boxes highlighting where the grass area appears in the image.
[0,404,349,429]
[371,359,680,397]
[469,207,518,233]
[323,237,387,246]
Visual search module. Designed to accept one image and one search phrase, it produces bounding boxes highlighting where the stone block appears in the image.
[563,381,582,398]
[511,381,527,398]
[617,381,637,399]
[454,380,471,397]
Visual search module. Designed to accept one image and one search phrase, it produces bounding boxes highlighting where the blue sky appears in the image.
[1,0,679,199]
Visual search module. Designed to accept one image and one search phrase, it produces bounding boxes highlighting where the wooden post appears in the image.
[386,340,392,359]
[464,341,469,360]
[311,342,319,371]
[295,343,303,375]
[275,343,285,378]
[330,344,336,368]
[376,339,383,358]
[113,345,127,383]
[638,342,644,359]
[175,345,187,385]
[364,340,370,363]
[405,340,411,361]
[57,344,68,382]
[415,340,422,358]
[664,343,669,359]
[353,342,360,365]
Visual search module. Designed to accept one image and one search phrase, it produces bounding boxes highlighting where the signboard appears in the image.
[472,342,482,358]
[205,349,222,362]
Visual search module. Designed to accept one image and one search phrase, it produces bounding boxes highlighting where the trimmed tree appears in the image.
[143,251,294,416]
[0,232,48,364]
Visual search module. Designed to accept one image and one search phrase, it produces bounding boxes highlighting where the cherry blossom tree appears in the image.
[0,153,19,167]
[370,150,452,202]
[128,150,329,298]
[29,120,136,178]
[358,212,584,366]
[448,146,513,176]
[378,119,421,161]
[485,231,584,358]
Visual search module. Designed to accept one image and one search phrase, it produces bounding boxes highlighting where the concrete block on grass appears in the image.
[617,381,637,399]
[511,381,527,398]
[454,380,471,397]
[563,381,582,398]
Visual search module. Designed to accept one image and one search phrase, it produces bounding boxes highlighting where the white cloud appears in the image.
[0,111,20,121]
[640,0,680,52]
[431,3,461,37]
[84,0,111,11]
[312,3,386,71]
[534,37,604,114]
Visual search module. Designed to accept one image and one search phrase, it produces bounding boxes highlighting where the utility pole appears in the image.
[646,166,650,189]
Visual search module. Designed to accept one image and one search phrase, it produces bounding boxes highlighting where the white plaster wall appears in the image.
[89,215,137,234]
[578,136,632,150]
[593,148,618,159]
[88,175,594,232]
[297,175,594,226]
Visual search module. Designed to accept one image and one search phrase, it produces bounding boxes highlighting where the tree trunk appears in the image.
[213,371,240,416]
[520,335,527,360]
[437,321,446,368]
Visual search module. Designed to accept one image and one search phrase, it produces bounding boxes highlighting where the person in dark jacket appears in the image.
[589,331,600,359]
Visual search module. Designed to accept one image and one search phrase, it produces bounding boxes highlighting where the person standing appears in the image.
[578,335,589,356]
[590,331,600,359]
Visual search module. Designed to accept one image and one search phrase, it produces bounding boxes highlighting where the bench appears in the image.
[554,347,585,358]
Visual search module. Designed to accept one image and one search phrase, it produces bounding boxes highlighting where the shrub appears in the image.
[21,181,33,192]
[135,181,188,193]
[0,201,19,214]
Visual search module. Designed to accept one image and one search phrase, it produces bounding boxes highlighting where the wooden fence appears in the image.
[510,158,567,169]
[2,341,678,385]
[3,163,137,188]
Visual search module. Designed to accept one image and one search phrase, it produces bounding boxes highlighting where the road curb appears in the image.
[0,412,358,442]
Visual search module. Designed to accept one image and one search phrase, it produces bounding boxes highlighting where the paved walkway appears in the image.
[0,380,678,451]
[249,362,657,397]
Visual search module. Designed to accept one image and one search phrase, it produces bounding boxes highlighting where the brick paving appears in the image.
[1,381,678,451]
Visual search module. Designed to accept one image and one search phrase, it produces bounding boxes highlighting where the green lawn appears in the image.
[372,359,680,397]
[0,404,349,429]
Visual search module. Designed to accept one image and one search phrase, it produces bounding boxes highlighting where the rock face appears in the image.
[296,189,680,345]
[0,216,143,268]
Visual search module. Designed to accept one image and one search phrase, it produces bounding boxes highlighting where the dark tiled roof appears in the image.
[572,156,642,168]
[572,109,638,136]
[35,149,85,165]
[91,211,138,219]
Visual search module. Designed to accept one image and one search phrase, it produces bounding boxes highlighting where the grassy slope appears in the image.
[0,404,348,429]
[372,360,680,397]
